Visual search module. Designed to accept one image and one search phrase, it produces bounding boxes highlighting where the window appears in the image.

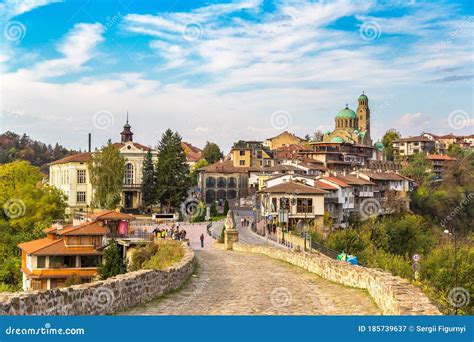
[37,256,46,268]
[124,163,134,185]
[296,198,313,213]
[256,150,262,159]
[239,150,245,156]
[77,170,86,184]
[77,191,86,203]
[205,177,216,188]
[80,256,101,268]
[217,177,226,188]
[239,160,245,166]
[50,256,76,268]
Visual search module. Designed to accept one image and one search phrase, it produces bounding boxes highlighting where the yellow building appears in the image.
[230,140,274,168]
[264,131,304,150]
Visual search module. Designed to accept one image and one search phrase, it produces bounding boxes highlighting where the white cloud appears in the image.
[0,0,61,20]
[14,23,104,80]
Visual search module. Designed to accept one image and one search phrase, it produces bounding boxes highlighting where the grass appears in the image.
[143,240,185,270]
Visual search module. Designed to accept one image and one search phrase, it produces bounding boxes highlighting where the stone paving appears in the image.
[123,249,381,315]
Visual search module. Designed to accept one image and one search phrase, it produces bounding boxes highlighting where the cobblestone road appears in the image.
[123,249,380,315]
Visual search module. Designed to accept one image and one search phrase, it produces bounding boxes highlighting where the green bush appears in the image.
[129,243,158,271]
[143,240,184,270]
[98,240,126,280]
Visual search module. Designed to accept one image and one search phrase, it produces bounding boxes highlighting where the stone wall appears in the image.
[233,243,441,315]
[0,243,195,315]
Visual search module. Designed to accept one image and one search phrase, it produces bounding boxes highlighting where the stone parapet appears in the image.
[0,243,195,315]
[233,243,441,315]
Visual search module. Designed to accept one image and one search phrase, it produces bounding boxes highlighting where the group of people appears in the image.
[152,224,187,241]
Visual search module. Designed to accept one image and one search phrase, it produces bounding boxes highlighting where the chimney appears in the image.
[88,133,91,153]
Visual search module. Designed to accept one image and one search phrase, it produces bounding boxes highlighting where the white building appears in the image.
[49,119,158,214]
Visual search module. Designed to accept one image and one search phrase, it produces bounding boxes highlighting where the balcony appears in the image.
[122,183,141,190]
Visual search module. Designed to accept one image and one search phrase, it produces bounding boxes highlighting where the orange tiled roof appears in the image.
[200,160,254,173]
[321,176,350,187]
[18,238,101,256]
[260,181,327,195]
[315,180,338,190]
[87,210,135,221]
[426,154,457,161]
[336,174,376,186]
[56,221,108,236]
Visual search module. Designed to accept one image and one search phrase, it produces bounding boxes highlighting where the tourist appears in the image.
[152,228,159,237]
[200,233,204,248]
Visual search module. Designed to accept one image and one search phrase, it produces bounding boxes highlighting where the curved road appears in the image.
[122,248,380,315]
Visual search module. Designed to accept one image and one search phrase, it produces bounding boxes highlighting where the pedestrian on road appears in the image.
[200,233,205,248]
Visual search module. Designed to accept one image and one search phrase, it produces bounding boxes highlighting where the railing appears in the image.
[108,231,154,241]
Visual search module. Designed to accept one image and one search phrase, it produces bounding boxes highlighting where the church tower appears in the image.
[120,113,134,143]
[357,92,372,145]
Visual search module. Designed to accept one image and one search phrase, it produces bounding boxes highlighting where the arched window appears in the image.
[227,189,237,199]
[124,163,134,185]
[217,177,226,188]
[227,177,237,188]
[217,189,226,201]
[206,177,216,188]
[205,190,216,204]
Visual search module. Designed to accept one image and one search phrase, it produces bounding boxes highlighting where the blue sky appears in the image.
[1,0,473,151]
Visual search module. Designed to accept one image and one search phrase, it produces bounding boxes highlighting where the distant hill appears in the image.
[0,131,78,173]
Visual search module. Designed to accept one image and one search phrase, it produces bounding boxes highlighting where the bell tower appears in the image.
[357,92,372,145]
[120,112,134,143]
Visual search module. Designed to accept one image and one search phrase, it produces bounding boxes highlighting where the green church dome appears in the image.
[336,107,356,119]
[330,137,345,143]
[358,93,368,101]
[324,130,332,135]
[374,141,384,151]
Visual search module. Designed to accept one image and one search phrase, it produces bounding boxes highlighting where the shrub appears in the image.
[98,240,126,280]
[223,200,229,215]
[65,273,82,287]
[129,243,158,271]
[143,240,185,270]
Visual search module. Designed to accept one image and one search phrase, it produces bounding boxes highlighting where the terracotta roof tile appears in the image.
[260,181,327,194]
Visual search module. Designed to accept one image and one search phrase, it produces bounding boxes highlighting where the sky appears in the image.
[0,0,473,152]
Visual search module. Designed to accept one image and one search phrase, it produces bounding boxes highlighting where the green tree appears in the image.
[0,161,66,289]
[155,129,191,212]
[141,150,156,209]
[88,140,125,210]
[201,141,224,164]
[189,159,208,186]
[381,129,401,161]
[98,240,125,279]
[210,202,218,216]
[402,152,433,185]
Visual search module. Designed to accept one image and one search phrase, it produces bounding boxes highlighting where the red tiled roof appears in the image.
[315,180,337,190]
[200,160,254,173]
[18,238,102,256]
[260,181,327,194]
[266,131,305,141]
[87,210,135,221]
[426,154,457,161]
[49,153,91,165]
[336,174,376,186]
[320,176,350,187]
[361,172,405,181]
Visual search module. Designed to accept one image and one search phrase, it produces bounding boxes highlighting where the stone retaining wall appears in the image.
[233,243,441,315]
[0,243,195,315]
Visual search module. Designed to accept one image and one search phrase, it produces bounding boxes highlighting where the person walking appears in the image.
[200,233,205,248]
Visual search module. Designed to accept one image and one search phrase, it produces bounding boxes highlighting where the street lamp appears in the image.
[444,227,459,315]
